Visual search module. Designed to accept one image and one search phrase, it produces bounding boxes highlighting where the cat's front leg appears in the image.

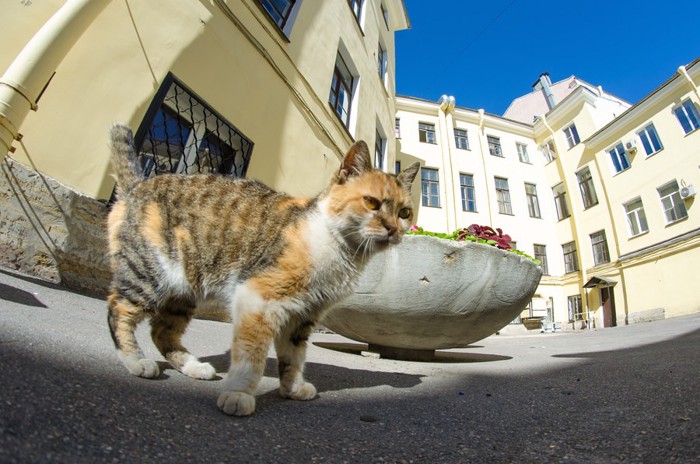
[275,321,317,401]
[217,310,276,416]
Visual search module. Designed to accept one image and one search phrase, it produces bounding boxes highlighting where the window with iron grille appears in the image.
[576,166,599,209]
[460,173,476,212]
[590,230,610,266]
[421,167,440,207]
[133,75,253,181]
[534,244,548,275]
[495,177,512,214]
[525,183,541,218]
[454,129,469,150]
[488,136,503,157]
[562,241,578,273]
[419,122,437,144]
[329,53,355,128]
[258,0,297,31]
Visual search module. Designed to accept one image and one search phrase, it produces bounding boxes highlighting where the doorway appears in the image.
[600,285,617,327]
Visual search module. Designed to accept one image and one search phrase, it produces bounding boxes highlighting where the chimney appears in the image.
[532,72,556,110]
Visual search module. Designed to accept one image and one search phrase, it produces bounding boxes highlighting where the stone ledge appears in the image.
[627,308,665,325]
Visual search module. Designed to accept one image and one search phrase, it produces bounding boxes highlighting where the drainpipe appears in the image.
[438,95,457,232]
[0,0,112,158]
[476,109,494,226]
[678,65,700,101]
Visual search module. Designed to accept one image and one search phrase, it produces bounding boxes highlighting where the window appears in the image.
[495,177,512,215]
[624,198,649,237]
[395,118,401,138]
[259,0,297,31]
[329,53,355,129]
[562,241,579,273]
[542,139,557,162]
[135,75,253,181]
[637,123,663,156]
[517,142,530,163]
[377,42,388,85]
[657,180,688,224]
[552,183,570,220]
[348,0,364,25]
[381,3,389,28]
[395,160,401,174]
[525,183,541,218]
[460,174,476,212]
[576,167,599,209]
[419,122,437,144]
[568,295,583,322]
[590,230,610,266]
[674,99,700,134]
[488,136,503,157]
[421,168,440,207]
[563,123,580,149]
[534,244,548,275]
[374,130,385,170]
[454,129,470,150]
[608,142,630,174]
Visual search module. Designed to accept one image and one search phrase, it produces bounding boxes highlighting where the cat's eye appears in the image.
[363,196,381,211]
[398,207,412,219]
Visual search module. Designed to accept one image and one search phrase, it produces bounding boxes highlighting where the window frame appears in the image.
[421,167,440,208]
[552,183,570,221]
[348,0,365,28]
[674,99,700,134]
[590,230,610,266]
[454,128,470,150]
[542,139,557,163]
[608,142,631,174]
[563,123,581,149]
[377,41,388,86]
[568,294,583,322]
[459,173,476,212]
[374,129,386,170]
[534,244,549,275]
[495,176,513,215]
[257,0,300,36]
[419,122,437,144]
[562,241,579,274]
[488,135,503,157]
[637,123,663,156]
[623,197,649,237]
[525,182,541,218]
[328,52,356,130]
[576,166,599,209]
[657,180,688,224]
[516,142,530,163]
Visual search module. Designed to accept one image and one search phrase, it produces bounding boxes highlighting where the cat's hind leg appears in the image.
[275,320,317,401]
[150,296,216,380]
[107,293,160,378]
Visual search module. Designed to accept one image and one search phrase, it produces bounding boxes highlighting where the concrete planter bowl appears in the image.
[322,234,543,360]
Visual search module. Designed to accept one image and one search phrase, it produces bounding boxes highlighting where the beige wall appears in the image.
[2,0,405,200]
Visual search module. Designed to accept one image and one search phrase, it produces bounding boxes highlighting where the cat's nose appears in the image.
[385,223,398,236]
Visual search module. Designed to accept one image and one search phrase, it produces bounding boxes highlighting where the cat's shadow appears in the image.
[199,351,424,392]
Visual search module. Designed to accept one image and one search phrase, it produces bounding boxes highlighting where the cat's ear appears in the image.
[397,162,420,191]
[337,141,373,183]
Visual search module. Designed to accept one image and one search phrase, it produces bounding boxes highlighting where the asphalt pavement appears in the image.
[1,267,698,463]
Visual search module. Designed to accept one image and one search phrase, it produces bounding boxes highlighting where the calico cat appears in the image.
[106,123,419,416]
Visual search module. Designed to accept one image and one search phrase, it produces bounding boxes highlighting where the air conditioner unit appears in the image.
[680,184,696,199]
[624,139,637,153]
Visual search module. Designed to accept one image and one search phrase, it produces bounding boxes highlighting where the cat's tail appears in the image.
[109,123,142,196]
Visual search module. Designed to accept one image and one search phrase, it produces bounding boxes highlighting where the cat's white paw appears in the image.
[182,360,216,380]
[281,382,317,401]
[121,355,160,379]
[217,391,256,416]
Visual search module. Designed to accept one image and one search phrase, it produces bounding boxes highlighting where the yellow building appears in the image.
[0,0,408,290]
[397,59,700,329]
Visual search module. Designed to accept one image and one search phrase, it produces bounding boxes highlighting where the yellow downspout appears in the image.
[678,65,700,101]
[476,109,494,226]
[0,0,112,158]
[438,95,457,232]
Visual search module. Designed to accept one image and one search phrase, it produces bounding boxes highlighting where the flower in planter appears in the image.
[457,224,512,250]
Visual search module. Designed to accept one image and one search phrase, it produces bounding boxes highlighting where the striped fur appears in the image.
[106,123,419,416]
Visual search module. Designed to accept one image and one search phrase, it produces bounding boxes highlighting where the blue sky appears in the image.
[395,0,700,115]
